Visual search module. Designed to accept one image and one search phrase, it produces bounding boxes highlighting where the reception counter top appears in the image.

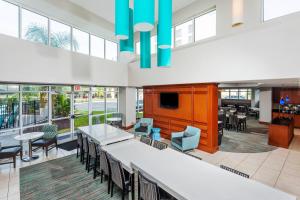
[272,111,300,128]
[269,118,294,148]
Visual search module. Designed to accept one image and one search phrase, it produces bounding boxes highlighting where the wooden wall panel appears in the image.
[143,84,218,153]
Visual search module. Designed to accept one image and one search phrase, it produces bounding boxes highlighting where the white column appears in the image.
[259,88,272,123]
[119,87,137,128]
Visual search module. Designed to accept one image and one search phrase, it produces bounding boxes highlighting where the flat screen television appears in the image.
[160,92,179,109]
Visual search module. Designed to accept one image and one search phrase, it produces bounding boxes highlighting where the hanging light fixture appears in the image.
[140,32,151,68]
[158,0,172,49]
[232,0,244,27]
[157,48,171,67]
[120,8,134,56]
[134,0,154,32]
[115,0,129,40]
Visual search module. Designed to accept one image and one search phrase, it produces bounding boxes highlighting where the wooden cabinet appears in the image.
[269,119,294,148]
[143,84,218,153]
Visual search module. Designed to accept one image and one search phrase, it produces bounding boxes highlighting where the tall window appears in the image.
[136,89,143,119]
[21,9,49,45]
[175,20,194,47]
[72,28,89,55]
[50,20,71,50]
[221,89,252,100]
[0,0,19,38]
[22,85,49,127]
[151,35,157,54]
[195,10,216,42]
[105,40,118,61]
[264,0,300,21]
[136,42,141,55]
[106,88,119,114]
[91,87,105,125]
[90,35,105,58]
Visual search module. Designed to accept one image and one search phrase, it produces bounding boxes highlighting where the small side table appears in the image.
[14,132,44,162]
[151,128,161,141]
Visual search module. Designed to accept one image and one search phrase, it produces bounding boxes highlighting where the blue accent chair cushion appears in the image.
[171,126,201,152]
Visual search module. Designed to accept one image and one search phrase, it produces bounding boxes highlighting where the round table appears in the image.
[14,132,44,162]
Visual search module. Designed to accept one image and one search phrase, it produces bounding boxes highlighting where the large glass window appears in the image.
[91,35,105,58]
[151,35,157,54]
[105,40,118,61]
[72,28,89,55]
[50,20,71,50]
[21,9,48,45]
[136,42,141,55]
[136,89,143,119]
[91,87,105,125]
[0,88,19,130]
[175,20,194,47]
[221,89,252,100]
[264,0,300,21]
[0,0,19,38]
[195,10,216,42]
[106,88,118,114]
[74,86,89,131]
[22,85,49,127]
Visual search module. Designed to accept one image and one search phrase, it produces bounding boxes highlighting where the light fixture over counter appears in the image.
[232,0,244,27]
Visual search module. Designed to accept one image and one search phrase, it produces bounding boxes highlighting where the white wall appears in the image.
[129,12,300,87]
[259,88,272,123]
[0,34,128,86]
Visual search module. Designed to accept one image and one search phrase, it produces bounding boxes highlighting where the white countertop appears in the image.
[78,124,134,146]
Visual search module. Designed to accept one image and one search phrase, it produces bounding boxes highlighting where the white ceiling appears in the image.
[68,0,196,24]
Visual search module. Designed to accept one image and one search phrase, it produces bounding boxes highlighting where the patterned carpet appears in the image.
[20,155,124,200]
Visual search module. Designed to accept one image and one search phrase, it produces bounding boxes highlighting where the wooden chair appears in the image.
[31,125,58,157]
[0,145,22,168]
[153,140,168,150]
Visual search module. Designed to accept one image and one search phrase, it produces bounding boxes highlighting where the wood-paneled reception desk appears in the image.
[269,118,294,148]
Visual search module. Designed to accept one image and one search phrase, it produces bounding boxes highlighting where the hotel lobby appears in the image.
[1,0,300,200]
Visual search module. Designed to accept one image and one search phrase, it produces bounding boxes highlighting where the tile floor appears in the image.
[0,129,299,200]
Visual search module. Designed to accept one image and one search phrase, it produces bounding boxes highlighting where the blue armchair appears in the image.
[171,126,201,152]
[133,118,153,136]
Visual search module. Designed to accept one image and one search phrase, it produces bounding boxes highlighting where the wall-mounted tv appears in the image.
[160,92,179,109]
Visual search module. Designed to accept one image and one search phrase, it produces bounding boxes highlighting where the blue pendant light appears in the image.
[115,0,129,40]
[120,8,134,56]
[140,32,151,68]
[134,0,154,32]
[158,0,172,49]
[157,48,171,67]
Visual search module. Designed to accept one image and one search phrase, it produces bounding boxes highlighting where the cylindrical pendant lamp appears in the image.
[232,0,244,27]
[157,48,171,67]
[140,32,151,68]
[115,0,129,40]
[158,0,172,49]
[134,0,154,32]
[120,8,134,56]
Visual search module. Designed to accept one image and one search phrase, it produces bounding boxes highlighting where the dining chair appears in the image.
[140,136,152,146]
[99,148,111,194]
[82,137,89,169]
[138,171,160,200]
[107,154,133,200]
[87,141,100,179]
[152,140,168,150]
[220,165,249,178]
[76,132,83,161]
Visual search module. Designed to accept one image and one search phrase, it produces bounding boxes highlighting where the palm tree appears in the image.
[25,24,78,50]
